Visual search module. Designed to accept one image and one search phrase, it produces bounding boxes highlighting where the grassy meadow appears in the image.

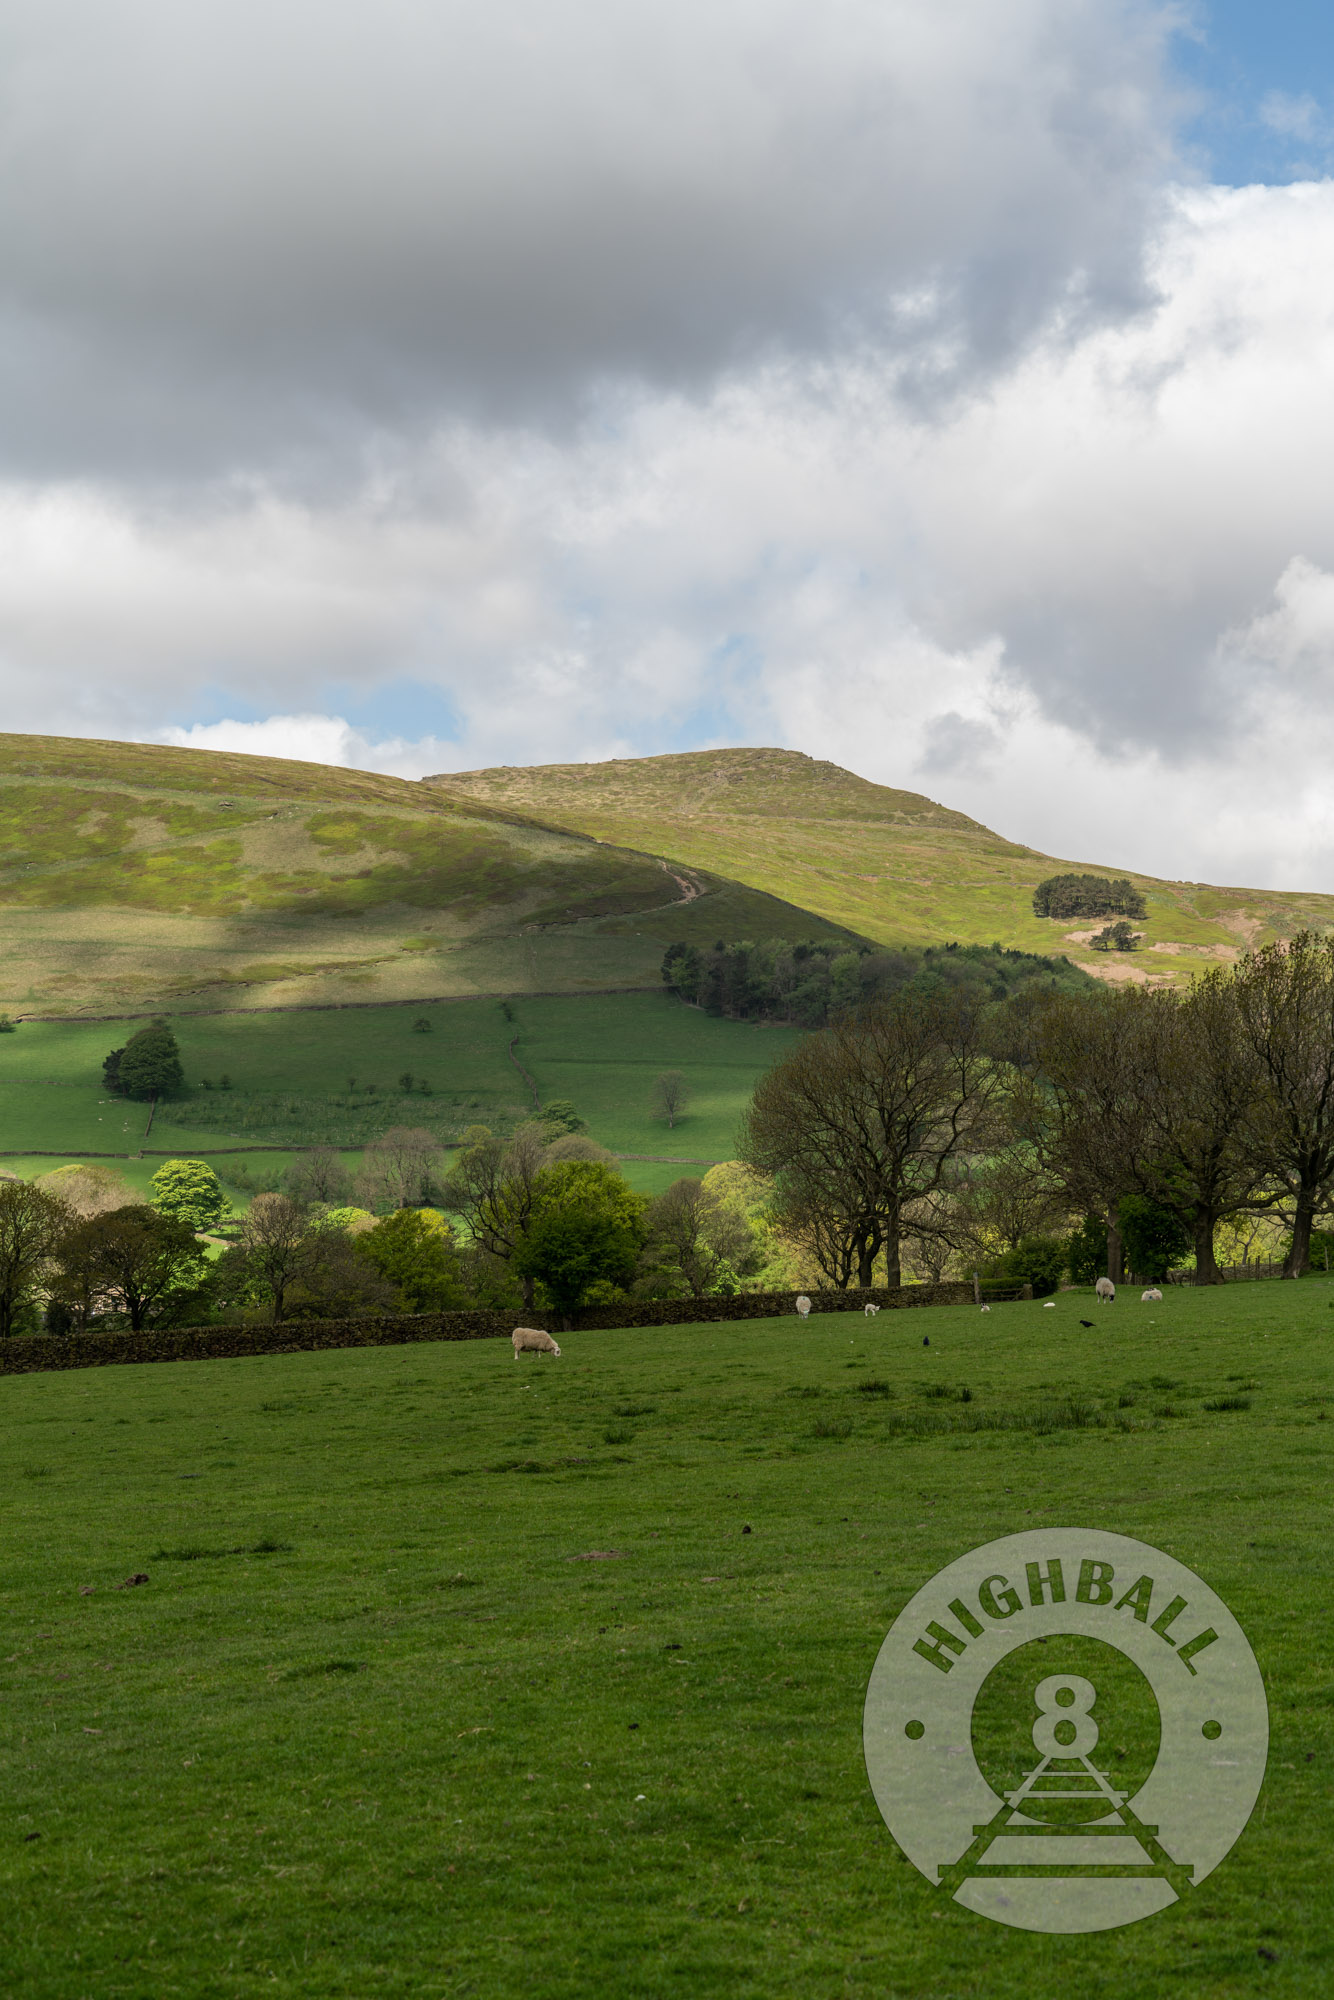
[444,749,1334,986]
[0,1281,1330,1998]
[0,992,799,1195]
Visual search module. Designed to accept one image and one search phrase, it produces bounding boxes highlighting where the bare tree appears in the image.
[355,1127,444,1210]
[1232,932,1334,1277]
[1008,988,1146,1282]
[440,1123,550,1309]
[283,1147,353,1207]
[646,1177,755,1297]
[233,1193,322,1323]
[742,989,998,1288]
[1021,978,1267,1285]
[651,1071,690,1129]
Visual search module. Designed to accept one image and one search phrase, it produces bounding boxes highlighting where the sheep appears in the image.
[1141,1287,1163,1303]
[795,1295,812,1318]
[864,1303,880,1317]
[1095,1277,1116,1304]
[980,1304,990,1313]
[1043,1301,1056,1309]
[512,1326,561,1360]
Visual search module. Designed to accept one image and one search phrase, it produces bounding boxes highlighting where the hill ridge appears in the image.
[434,748,1334,983]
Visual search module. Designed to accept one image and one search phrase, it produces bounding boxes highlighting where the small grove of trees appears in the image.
[663,937,1090,1028]
[48,1208,213,1332]
[1090,921,1139,953]
[1031,874,1147,922]
[732,928,1334,1290]
[103,1020,184,1101]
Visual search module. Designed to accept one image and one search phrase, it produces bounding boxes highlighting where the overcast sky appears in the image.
[3,0,1334,888]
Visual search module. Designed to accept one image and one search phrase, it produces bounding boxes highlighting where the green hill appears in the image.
[0,735,854,1017]
[439,747,1334,983]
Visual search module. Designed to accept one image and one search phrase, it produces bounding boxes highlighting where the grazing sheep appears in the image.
[1043,1301,1056,1309]
[864,1303,880,1317]
[980,1304,990,1313]
[795,1295,812,1318]
[1141,1287,1163,1303]
[512,1326,561,1360]
[1095,1277,1116,1304]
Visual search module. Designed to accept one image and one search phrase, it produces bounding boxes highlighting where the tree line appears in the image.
[738,931,1334,1289]
[662,936,1091,1028]
[0,1114,778,1336]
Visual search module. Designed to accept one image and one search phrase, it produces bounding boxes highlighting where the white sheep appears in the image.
[980,1304,990,1313]
[795,1295,812,1318]
[1043,1301,1056,1309]
[864,1303,880,1317]
[1095,1277,1116,1304]
[1141,1287,1163,1303]
[512,1326,561,1360]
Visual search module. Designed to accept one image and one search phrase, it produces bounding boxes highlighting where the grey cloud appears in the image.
[916,711,1003,779]
[0,0,1181,479]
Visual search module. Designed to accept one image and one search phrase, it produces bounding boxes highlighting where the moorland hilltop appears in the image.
[441,747,1334,985]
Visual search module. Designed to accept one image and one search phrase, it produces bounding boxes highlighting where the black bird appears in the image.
[1079,1318,1095,1328]
[923,1335,930,1346]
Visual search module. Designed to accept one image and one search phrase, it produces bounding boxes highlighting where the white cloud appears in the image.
[156,714,455,780]
[8,14,1334,894]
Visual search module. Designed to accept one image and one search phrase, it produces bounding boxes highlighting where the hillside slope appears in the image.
[437,748,1334,982]
[0,736,855,1016]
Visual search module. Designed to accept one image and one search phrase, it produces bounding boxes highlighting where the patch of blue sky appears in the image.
[331,676,461,745]
[1175,1,1334,185]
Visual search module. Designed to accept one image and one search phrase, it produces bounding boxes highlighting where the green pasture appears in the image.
[0,1282,1330,1998]
[0,993,798,1190]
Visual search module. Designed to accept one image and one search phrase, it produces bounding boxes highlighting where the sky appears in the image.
[4,2,1334,888]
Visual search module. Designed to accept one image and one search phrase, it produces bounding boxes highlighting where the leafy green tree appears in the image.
[108,1022,185,1101]
[983,1233,1068,1298]
[539,1100,586,1135]
[512,1161,648,1320]
[150,1159,230,1232]
[1065,1214,1108,1284]
[0,1181,70,1336]
[1117,1195,1190,1281]
[355,1209,470,1311]
[51,1206,212,1331]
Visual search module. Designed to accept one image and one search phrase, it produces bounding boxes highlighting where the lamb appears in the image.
[1141,1287,1163,1303]
[1043,1301,1056,1309]
[1095,1277,1116,1304]
[864,1303,880,1317]
[795,1295,812,1318]
[512,1326,561,1360]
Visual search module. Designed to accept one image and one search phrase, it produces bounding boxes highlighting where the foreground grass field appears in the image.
[0,1283,1329,1998]
[0,992,797,1194]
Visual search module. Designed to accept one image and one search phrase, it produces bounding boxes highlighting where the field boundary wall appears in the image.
[0,1283,972,1377]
